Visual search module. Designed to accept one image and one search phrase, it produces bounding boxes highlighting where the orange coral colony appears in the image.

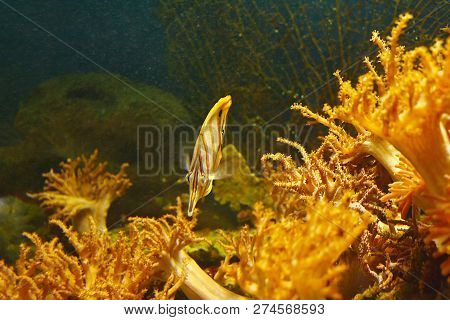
[29,150,131,233]
[217,199,372,299]
[296,13,450,281]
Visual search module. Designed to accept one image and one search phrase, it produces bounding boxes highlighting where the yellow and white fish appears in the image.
[186,95,232,216]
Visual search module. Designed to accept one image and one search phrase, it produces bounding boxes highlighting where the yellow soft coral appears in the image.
[0,220,171,299]
[0,197,245,300]
[294,101,424,220]
[424,183,450,281]
[293,103,405,180]
[0,233,84,299]
[295,14,449,280]
[53,219,164,299]
[218,199,372,299]
[0,217,189,299]
[329,13,449,205]
[261,136,390,220]
[11,148,246,300]
[128,198,246,300]
[329,14,450,279]
[29,150,131,232]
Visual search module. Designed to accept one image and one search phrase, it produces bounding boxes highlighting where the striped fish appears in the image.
[186,95,232,216]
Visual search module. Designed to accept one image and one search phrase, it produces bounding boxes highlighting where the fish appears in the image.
[186,95,232,216]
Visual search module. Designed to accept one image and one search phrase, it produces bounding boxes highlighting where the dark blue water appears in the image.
[0,0,168,123]
[1,0,448,127]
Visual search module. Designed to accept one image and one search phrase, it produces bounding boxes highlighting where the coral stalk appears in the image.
[169,250,246,300]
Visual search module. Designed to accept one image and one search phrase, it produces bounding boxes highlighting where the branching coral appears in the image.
[327,13,449,205]
[357,222,419,291]
[138,199,246,300]
[0,233,84,299]
[261,136,391,221]
[0,195,246,300]
[29,150,131,233]
[293,103,424,219]
[217,199,372,299]
[260,135,425,292]
[293,103,402,175]
[424,187,450,281]
[0,217,177,300]
[334,14,449,279]
[0,212,176,299]
[2,148,248,300]
[294,14,450,282]
[258,134,412,293]
[54,219,165,299]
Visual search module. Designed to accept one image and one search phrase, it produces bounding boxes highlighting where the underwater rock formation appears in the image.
[0,73,191,219]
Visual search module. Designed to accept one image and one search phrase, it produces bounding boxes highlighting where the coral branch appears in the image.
[29,150,131,233]
[130,198,246,300]
[294,14,450,281]
[218,200,372,299]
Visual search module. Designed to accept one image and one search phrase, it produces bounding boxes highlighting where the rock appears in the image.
[0,73,192,222]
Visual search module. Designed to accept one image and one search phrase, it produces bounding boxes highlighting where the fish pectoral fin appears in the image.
[183,153,191,172]
[176,177,186,184]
